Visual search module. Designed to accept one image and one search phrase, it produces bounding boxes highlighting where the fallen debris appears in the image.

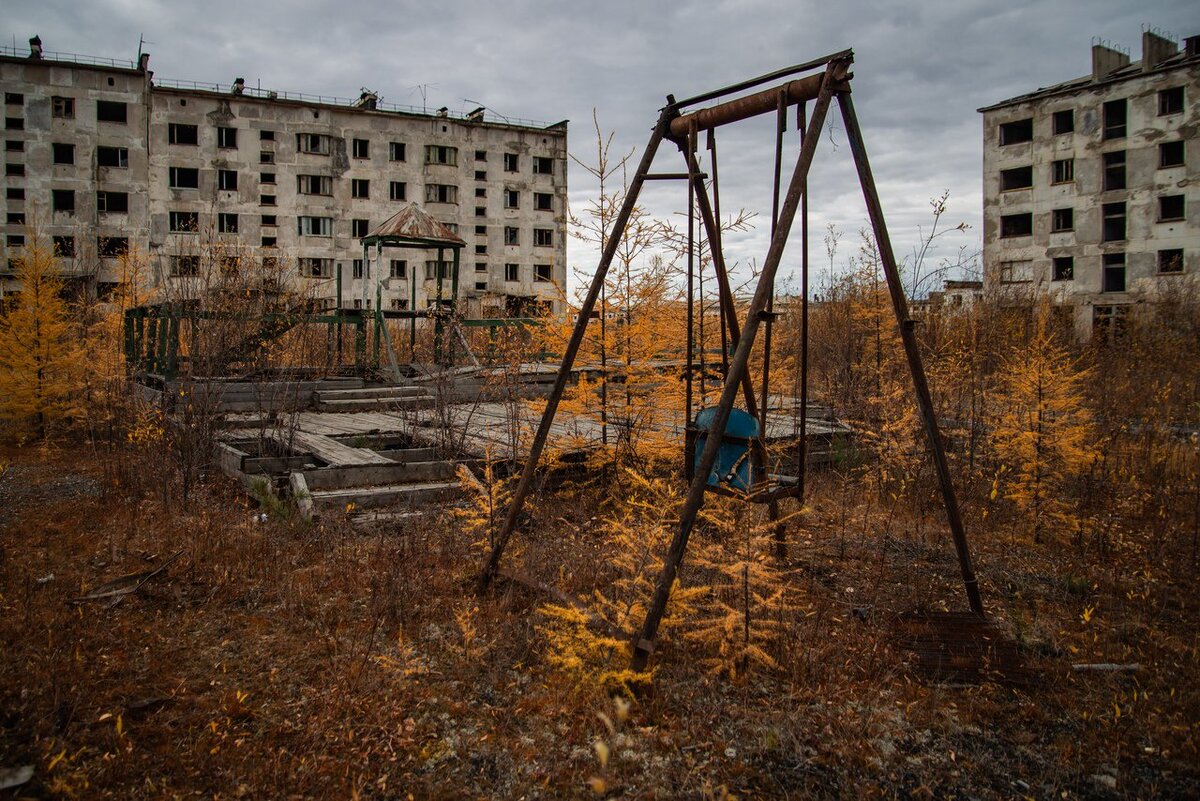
[70,550,186,606]
[1072,663,1141,673]
[0,765,33,791]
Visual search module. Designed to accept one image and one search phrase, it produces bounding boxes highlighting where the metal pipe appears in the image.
[671,49,853,109]
[669,75,823,139]
[707,128,729,374]
[684,124,696,480]
[797,101,810,504]
[478,106,675,593]
[836,90,985,617]
[631,61,844,672]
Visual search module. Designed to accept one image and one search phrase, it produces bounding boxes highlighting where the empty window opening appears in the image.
[169,166,199,189]
[170,255,199,277]
[259,130,275,141]
[1159,86,1184,116]
[504,152,518,171]
[169,210,198,232]
[1051,208,1074,232]
[52,236,74,257]
[51,96,73,119]
[425,145,458,165]
[96,191,129,214]
[96,100,126,124]
[1052,256,1074,281]
[52,143,74,164]
[352,138,369,159]
[1052,109,1074,135]
[1158,249,1184,273]
[1159,140,1184,168]
[1000,166,1033,191]
[4,93,23,106]
[998,118,1033,145]
[1102,202,1126,241]
[532,156,554,175]
[475,244,488,255]
[218,169,238,191]
[168,123,198,145]
[5,162,24,176]
[504,189,519,209]
[505,263,519,282]
[217,126,237,149]
[1158,195,1184,222]
[1102,99,1126,140]
[260,194,276,206]
[52,189,74,213]
[260,172,276,184]
[352,178,370,198]
[504,226,519,245]
[97,146,128,168]
[261,215,277,226]
[389,142,406,162]
[1102,253,1126,292]
[475,170,487,181]
[1102,151,1126,191]
[534,192,553,211]
[534,228,553,247]
[352,218,369,238]
[534,264,552,282]
[999,213,1032,238]
[1051,159,1074,184]
[475,150,487,161]
[6,212,24,225]
[97,236,127,257]
[218,213,238,233]
[260,151,275,164]
[390,260,407,279]
[389,181,407,201]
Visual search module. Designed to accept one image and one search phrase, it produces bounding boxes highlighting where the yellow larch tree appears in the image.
[0,235,85,440]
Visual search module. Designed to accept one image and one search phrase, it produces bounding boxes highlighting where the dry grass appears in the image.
[0,444,1197,799]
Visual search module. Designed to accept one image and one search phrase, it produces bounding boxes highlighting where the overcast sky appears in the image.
[4,0,1196,294]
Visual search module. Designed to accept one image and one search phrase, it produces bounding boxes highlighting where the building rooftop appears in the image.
[978,31,1200,113]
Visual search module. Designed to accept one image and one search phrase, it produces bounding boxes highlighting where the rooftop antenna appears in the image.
[407,83,436,114]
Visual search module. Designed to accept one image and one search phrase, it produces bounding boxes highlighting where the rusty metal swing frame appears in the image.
[477,51,985,671]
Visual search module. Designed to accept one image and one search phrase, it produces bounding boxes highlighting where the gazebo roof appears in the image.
[362,203,466,248]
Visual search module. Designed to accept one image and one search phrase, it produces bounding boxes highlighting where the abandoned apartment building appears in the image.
[979,29,1199,339]
[0,36,568,316]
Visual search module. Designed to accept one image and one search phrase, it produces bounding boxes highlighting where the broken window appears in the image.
[475,224,487,235]
[260,172,276,184]
[1102,99,1126,140]
[260,151,275,164]
[97,236,127,257]
[168,123,198,145]
[1158,195,1184,221]
[389,181,407,201]
[52,236,74,257]
[1051,208,1073,232]
[504,226,519,245]
[1158,86,1184,116]
[169,210,198,232]
[6,212,23,225]
[218,213,238,233]
[4,117,23,131]
[999,213,1032,238]
[1000,166,1033,191]
[170,255,200,277]
[475,150,487,161]
[1093,304,1129,343]
[534,228,553,247]
[1051,159,1073,184]
[998,118,1033,145]
[475,170,487,180]
[352,178,370,198]
[352,138,369,159]
[389,141,406,162]
[297,174,332,195]
[1102,151,1126,191]
[425,145,458,165]
[1102,202,1125,241]
[299,257,332,278]
[475,281,488,291]
[297,216,333,237]
[1102,253,1126,292]
[532,156,554,175]
[96,191,129,214]
[261,215,277,226]
[504,152,519,172]
[51,96,73,119]
[504,263,520,282]
[352,259,364,279]
[297,133,331,155]
[534,264,552,282]
[475,187,486,199]
[52,143,74,164]
[425,184,458,204]
[390,298,410,310]
[424,260,452,280]
[97,146,128,168]
[4,140,20,152]
[352,218,369,237]
[217,126,238,149]
[475,243,488,255]
[52,189,74,213]
[4,93,22,106]
[1158,249,1184,273]
[261,236,276,248]
[6,187,24,200]
[390,260,407,279]
[998,259,1032,284]
[1052,109,1074,135]
[260,130,275,141]
[5,162,24,176]
[260,194,276,206]
[504,189,519,209]
[1052,256,1074,281]
[534,192,553,211]
[1159,140,1184,168]
[169,166,199,189]
[475,261,487,272]
[218,170,238,191]
[96,100,126,124]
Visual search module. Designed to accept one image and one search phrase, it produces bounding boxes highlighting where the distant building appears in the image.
[978,30,1199,338]
[912,279,983,317]
[1,36,568,315]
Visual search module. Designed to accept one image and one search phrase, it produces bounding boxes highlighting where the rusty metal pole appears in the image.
[797,101,810,503]
[478,106,675,593]
[835,90,985,617]
[631,64,844,671]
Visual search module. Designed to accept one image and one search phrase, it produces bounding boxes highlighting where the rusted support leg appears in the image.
[630,62,845,672]
[836,90,985,617]
[478,106,675,594]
